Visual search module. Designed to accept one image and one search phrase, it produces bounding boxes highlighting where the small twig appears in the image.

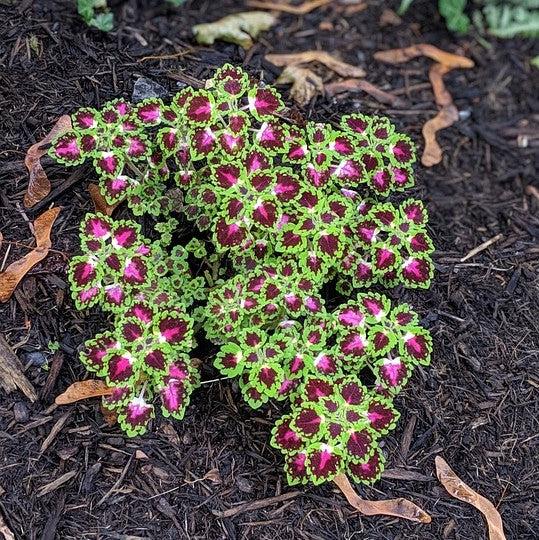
[138,50,194,62]
[460,234,503,262]
[246,0,331,15]
[97,452,135,506]
[199,375,232,386]
[40,411,71,454]
[212,491,301,518]
[1,240,66,256]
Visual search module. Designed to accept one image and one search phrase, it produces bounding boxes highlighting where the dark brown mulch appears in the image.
[1,1,538,539]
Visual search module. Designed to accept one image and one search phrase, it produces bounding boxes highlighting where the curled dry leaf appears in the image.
[422,107,459,166]
[24,115,72,208]
[88,183,120,216]
[380,8,402,27]
[246,0,331,15]
[100,403,119,426]
[266,50,366,78]
[429,63,453,107]
[276,65,324,106]
[374,44,474,70]
[435,456,506,540]
[0,207,61,303]
[333,473,432,523]
[56,380,114,405]
[421,63,459,167]
[193,11,277,50]
[374,43,473,168]
[325,78,406,107]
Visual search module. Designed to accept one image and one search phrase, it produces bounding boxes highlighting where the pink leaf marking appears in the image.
[125,396,153,427]
[310,445,340,479]
[108,354,134,382]
[159,317,188,344]
[54,134,81,161]
[338,307,364,327]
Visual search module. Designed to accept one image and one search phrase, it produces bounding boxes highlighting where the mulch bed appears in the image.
[1,1,538,538]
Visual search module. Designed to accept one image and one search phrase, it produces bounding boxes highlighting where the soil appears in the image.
[0,1,538,539]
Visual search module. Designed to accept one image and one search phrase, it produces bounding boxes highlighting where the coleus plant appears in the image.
[50,65,434,488]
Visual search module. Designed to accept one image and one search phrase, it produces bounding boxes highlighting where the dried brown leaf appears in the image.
[429,63,453,107]
[55,380,114,405]
[276,65,324,106]
[100,403,118,426]
[24,115,72,208]
[422,106,459,167]
[333,473,431,523]
[0,207,61,303]
[325,78,406,107]
[341,2,367,15]
[435,456,506,540]
[267,51,365,78]
[203,467,222,484]
[374,44,474,69]
[379,8,402,27]
[88,183,120,216]
[246,0,331,14]
[421,63,459,167]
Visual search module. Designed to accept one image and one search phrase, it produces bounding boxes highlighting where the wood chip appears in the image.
[246,0,331,14]
[333,473,431,523]
[382,468,433,482]
[374,44,474,69]
[37,470,77,497]
[97,453,134,506]
[24,115,72,208]
[40,351,64,403]
[40,411,71,453]
[325,78,406,107]
[398,414,417,463]
[0,334,37,402]
[0,207,61,303]
[266,50,365,78]
[435,456,506,540]
[0,510,15,540]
